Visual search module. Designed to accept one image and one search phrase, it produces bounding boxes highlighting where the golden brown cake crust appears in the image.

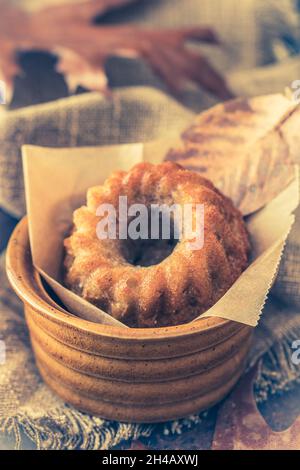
[64,162,250,328]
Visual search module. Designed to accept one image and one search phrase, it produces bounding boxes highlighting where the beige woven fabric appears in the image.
[273,202,300,307]
[0,88,193,217]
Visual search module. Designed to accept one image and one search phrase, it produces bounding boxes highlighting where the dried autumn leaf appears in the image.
[128,440,150,450]
[212,367,300,450]
[0,0,233,102]
[166,94,298,215]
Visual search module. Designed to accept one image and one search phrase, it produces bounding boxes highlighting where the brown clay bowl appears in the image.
[6,217,253,423]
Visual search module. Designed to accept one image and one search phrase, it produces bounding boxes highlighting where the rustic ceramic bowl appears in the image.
[6,217,253,423]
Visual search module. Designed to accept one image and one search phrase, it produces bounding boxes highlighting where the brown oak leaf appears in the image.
[166,94,298,215]
[0,0,233,102]
[212,366,300,450]
[128,440,150,450]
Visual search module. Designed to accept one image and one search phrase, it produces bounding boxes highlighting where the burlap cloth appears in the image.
[1,0,300,451]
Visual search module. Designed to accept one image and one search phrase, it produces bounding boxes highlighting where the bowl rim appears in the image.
[6,217,234,342]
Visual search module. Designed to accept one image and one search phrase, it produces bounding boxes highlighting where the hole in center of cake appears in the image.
[120,209,178,267]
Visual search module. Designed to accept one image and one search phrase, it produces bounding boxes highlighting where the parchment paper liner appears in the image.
[22,143,298,327]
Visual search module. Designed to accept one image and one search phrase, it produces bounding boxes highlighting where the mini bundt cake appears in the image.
[64,162,250,328]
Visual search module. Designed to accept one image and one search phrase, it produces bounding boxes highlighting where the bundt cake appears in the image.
[64,162,250,328]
